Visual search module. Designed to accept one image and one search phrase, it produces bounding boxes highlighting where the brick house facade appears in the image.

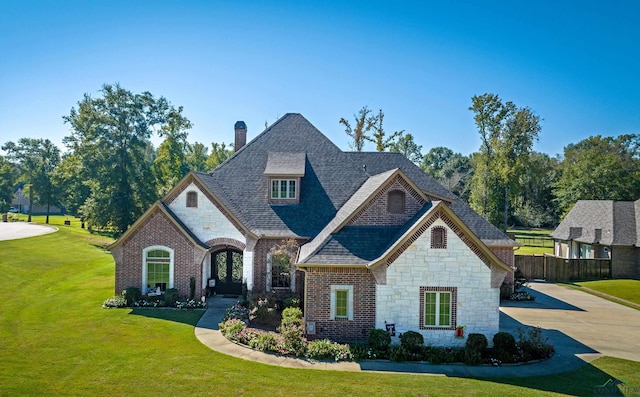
[109,113,516,345]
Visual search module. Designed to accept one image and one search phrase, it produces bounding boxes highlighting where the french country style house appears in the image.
[109,113,516,344]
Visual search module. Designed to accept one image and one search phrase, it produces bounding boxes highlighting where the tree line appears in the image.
[1,84,638,236]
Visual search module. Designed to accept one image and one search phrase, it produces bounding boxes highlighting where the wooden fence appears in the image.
[515,254,611,282]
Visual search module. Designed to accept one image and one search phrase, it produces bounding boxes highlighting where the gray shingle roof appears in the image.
[191,113,514,247]
[263,152,306,176]
[550,199,640,246]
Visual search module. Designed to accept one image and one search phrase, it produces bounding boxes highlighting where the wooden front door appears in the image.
[212,249,243,296]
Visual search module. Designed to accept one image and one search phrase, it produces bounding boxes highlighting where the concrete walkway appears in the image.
[0,221,57,241]
[195,281,640,377]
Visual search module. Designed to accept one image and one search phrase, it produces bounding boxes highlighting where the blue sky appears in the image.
[0,0,638,157]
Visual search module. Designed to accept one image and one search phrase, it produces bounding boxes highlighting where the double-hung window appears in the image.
[330,285,353,320]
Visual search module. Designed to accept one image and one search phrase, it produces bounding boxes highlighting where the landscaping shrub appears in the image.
[517,327,555,361]
[465,333,488,354]
[306,339,336,360]
[425,347,459,364]
[163,288,179,305]
[236,329,262,346]
[400,331,424,353]
[279,306,306,356]
[492,331,518,362]
[367,329,391,354]
[219,318,246,341]
[123,287,141,306]
[349,344,372,361]
[223,302,250,322]
[102,295,127,308]
[462,349,482,366]
[189,276,196,300]
[251,295,279,324]
[249,332,278,352]
[388,345,410,362]
[283,294,301,309]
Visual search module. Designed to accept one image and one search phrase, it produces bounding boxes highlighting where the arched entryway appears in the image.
[212,248,243,296]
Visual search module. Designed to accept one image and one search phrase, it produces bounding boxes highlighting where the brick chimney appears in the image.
[234,121,247,151]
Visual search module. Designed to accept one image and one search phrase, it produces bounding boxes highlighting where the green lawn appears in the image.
[508,228,554,256]
[1,224,639,396]
[574,279,640,307]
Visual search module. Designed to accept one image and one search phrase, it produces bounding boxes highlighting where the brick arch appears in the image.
[205,237,246,252]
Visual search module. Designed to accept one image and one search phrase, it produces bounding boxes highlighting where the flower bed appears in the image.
[219,300,554,365]
[102,287,206,309]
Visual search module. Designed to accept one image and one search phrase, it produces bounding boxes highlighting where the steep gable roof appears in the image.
[551,199,639,246]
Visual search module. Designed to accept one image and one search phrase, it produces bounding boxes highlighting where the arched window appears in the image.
[431,226,447,249]
[186,191,198,208]
[142,246,174,293]
[387,190,405,214]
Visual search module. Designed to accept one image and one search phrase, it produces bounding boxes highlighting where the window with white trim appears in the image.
[330,285,354,320]
[271,179,297,200]
[143,247,174,293]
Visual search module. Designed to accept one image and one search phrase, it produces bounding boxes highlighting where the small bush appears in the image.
[281,307,303,324]
[249,332,278,352]
[306,339,337,360]
[368,329,391,353]
[163,288,179,305]
[349,344,371,361]
[492,331,518,362]
[279,306,306,357]
[223,303,250,321]
[219,318,246,340]
[122,287,141,306]
[462,349,482,366]
[517,327,555,361]
[465,333,488,354]
[103,295,127,308]
[400,331,424,353]
[283,294,301,309]
[389,345,410,362]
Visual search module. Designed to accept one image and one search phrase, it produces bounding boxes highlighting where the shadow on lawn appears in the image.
[501,285,585,311]
[129,308,205,327]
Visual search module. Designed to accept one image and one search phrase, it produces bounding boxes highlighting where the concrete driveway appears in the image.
[501,282,640,363]
[0,222,57,241]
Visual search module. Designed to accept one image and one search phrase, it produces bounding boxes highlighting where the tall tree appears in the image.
[367,109,402,151]
[53,153,91,215]
[469,93,541,231]
[185,142,209,172]
[553,134,640,216]
[513,151,558,227]
[154,107,192,196]
[2,138,60,222]
[0,155,16,212]
[390,133,423,164]
[340,106,375,151]
[63,83,181,235]
[33,139,61,224]
[422,147,473,200]
[205,142,232,171]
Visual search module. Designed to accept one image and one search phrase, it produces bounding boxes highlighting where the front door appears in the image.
[212,249,243,296]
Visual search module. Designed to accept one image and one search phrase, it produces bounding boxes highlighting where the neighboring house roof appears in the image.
[550,199,640,246]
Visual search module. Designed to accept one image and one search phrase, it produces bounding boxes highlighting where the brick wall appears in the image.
[251,238,306,296]
[349,176,426,227]
[304,267,376,343]
[114,208,207,298]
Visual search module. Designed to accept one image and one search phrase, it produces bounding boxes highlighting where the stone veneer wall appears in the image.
[376,218,500,347]
[114,209,207,298]
[304,267,376,342]
[167,182,245,244]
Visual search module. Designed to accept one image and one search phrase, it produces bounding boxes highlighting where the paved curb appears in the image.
[194,296,590,378]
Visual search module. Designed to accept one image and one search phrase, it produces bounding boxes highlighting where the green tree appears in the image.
[53,154,91,215]
[2,138,60,222]
[422,147,472,199]
[469,93,541,231]
[0,156,16,212]
[63,83,183,235]
[185,142,209,172]
[340,106,375,151]
[390,133,423,164]
[205,142,233,171]
[367,109,403,151]
[513,152,559,227]
[553,134,640,216]
[154,107,192,196]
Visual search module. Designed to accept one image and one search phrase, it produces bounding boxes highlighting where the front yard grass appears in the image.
[1,224,639,396]
[568,279,640,309]
[508,228,554,256]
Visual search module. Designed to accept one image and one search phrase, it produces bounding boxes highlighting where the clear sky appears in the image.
[1,0,638,157]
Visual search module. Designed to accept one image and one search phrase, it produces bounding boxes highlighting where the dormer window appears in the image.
[264,152,306,204]
[271,179,297,200]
